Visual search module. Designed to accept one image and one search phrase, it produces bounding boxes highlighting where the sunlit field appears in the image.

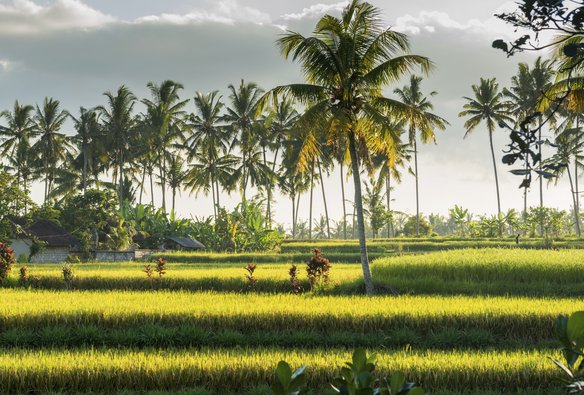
[0,243,581,393]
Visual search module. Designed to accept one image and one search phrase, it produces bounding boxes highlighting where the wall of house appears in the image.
[10,239,32,261]
[30,247,70,264]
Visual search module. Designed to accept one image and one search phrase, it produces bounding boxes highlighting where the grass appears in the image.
[0,347,560,393]
[372,248,584,296]
[1,245,581,393]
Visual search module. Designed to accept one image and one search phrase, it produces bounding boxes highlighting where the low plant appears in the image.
[0,241,15,284]
[19,265,29,284]
[553,311,584,393]
[331,349,425,395]
[154,257,167,278]
[271,349,425,395]
[244,263,257,289]
[62,263,75,290]
[289,265,302,294]
[306,248,331,291]
[271,361,307,395]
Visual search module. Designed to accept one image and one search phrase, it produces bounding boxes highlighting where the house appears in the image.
[164,236,205,251]
[11,220,81,263]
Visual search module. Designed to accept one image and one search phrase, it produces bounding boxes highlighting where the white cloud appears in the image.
[0,0,115,34]
[0,59,11,71]
[393,10,514,38]
[281,1,348,21]
[135,0,271,26]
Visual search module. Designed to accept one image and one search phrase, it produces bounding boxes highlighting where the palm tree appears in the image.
[98,85,137,206]
[224,80,264,201]
[504,57,555,227]
[0,101,36,210]
[259,0,432,294]
[394,75,449,237]
[70,107,102,194]
[32,97,70,203]
[187,90,231,213]
[263,96,300,226]
[142,80,189,212]
[459,78,514,224]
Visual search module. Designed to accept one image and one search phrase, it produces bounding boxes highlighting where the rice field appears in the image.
[0,244,580,393]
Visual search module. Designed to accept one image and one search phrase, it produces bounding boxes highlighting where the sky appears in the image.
[0,0,573,228]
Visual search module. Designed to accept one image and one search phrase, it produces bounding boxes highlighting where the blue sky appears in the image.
[0,0,571,227]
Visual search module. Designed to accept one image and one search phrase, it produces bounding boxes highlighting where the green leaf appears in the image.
[492,39,509,53]
[390,372,405,393]
[567,311,584,347]
[407,388,425,395]
[509,169,530,176]
[275,361,292,388]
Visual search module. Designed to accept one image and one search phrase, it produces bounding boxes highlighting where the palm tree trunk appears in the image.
[317,159,331,238]
[149,169,155,206]
[263,147,271,226]
[139,166,146,204]
[295,191,301,236]
[488,131,502,236]
[211,173,217,219]
[309,161,314,240]
[159,154,166,212]
[215,175,221,213]
[291,193,296,238]
[576,118,581,237]
[538,117,544,236]
[119,150,124,206]
[172,187,176,213]
[567,163,581,236]
[386,172,391,238]
[348,132,374,295]
[413,138,420,237]
[242,151,247,202]
[82,144,88,195]
[340,162,347,239]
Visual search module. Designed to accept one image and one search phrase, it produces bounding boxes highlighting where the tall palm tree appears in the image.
[224,80,264,201]
[142,80,189,212]
[504,57,555,225]
[32,97,70,203]
[70,107,102,194]
[187,90,230,213]
[259,0,432,294]
[165,154,188,213]
[263,96,300,226]
[98,85,137,206]
[0,101,36,210]
[459,78,514,223]
[394,75,449,237]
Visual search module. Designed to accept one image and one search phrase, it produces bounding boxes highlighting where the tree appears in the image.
[459,78,514,223]
[187,91,230,214]
[142,80,189,212]
[0,101,36,212]
[503,57,556,228]
[98,85,137,206]
[363,178,389,238]
[394,75,449,237]
[0,170,32,242]
[224,80,264,201]
[260,0,432,294]
[32,97,70,203]
[70,107,102,195]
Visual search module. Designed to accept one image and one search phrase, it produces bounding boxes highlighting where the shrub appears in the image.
[289,265,302,294]
[0,241,15,283]
[244,263,257,289]
[62,263,75,290]
[19,265,29,284]
[306,248,331,290]
[154,257,167,278]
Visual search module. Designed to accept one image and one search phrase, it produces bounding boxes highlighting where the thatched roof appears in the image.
[167,236,205,249]
[25,220,80,247]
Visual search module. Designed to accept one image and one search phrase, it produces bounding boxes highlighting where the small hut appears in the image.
[11,220,80,263]
[164,236,205,251]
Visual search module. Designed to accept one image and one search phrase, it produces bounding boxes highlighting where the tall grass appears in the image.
[373,248,584,296]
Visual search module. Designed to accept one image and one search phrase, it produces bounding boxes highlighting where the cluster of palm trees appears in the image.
[0,0,454,294]
[459,52,583,236]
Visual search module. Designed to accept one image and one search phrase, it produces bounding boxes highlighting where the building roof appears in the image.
[24,220,80,247]
[167,236,205,249]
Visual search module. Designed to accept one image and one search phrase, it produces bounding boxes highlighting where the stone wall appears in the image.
[30,247,70,264]
[95,251,135,262]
